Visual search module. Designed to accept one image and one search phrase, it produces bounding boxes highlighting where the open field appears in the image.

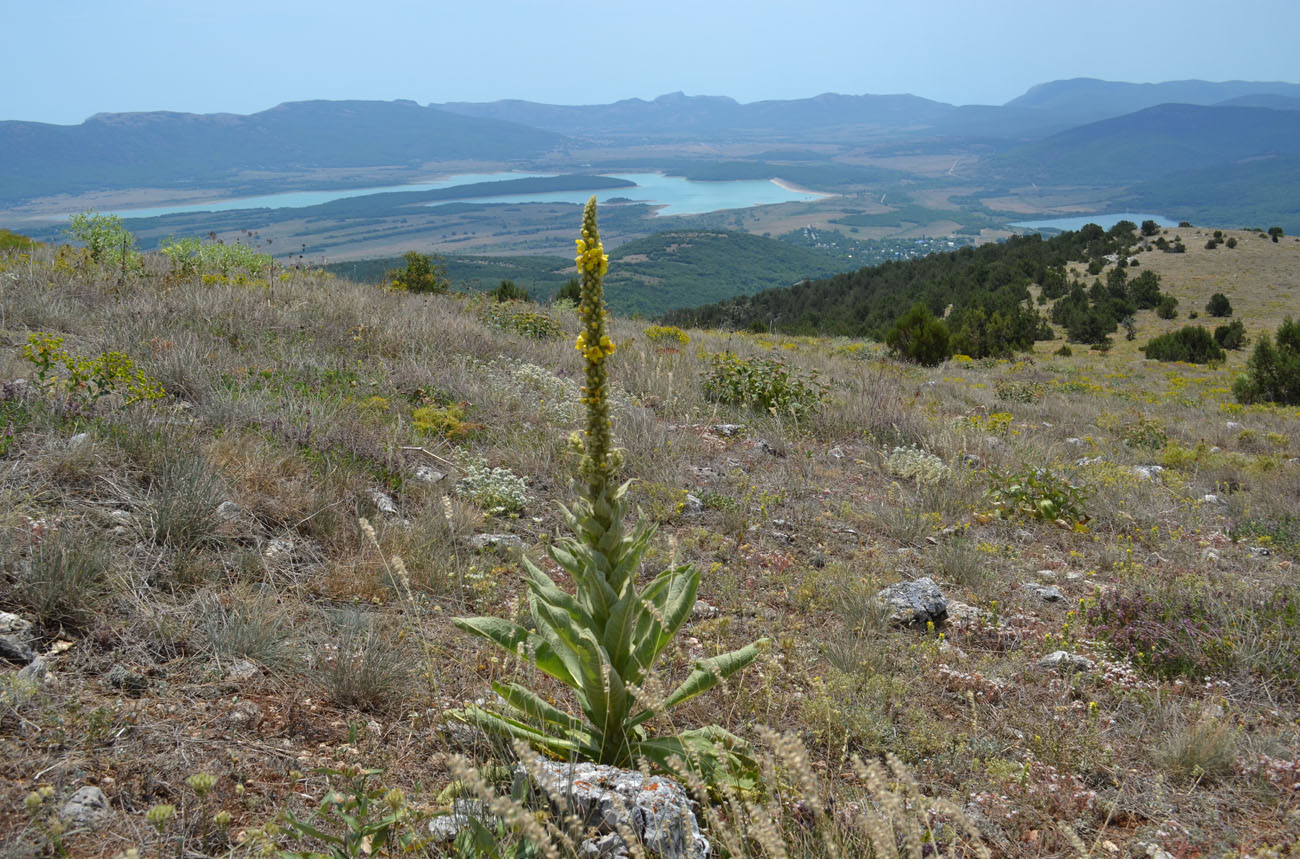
[1,230,1299,857]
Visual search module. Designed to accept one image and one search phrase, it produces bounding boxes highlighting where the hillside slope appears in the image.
[988,103,1300,185]
[1,232,1298,856]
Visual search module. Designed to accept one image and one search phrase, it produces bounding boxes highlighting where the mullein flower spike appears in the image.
[451,197,766,782]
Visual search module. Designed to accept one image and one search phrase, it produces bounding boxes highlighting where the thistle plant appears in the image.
[452,197,765,780]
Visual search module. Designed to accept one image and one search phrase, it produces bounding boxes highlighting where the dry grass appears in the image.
[0,240,1298,857]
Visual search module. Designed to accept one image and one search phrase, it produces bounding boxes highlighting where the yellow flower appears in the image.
[575,332,588,351]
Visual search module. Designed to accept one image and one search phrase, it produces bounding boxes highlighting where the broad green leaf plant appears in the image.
[452,197,765,781]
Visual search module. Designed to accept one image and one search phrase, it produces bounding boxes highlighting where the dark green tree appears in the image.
[1140,220,1160,237]
[1206,293,1233,317]
[886,303,952,366]
[1214,320,1247,350]
[1129,270,1164,309]
[1234,317,1300,404]
[1157,294,1179,319]
[1268,226,1285,243]
[553,277,581,304]
[1142,326,1225,364]
[385,251,448,294]
[489,279,530,302]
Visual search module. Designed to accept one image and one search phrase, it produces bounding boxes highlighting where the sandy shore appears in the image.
[771,178,835,198]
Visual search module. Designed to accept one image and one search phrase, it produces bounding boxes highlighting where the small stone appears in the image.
[413,466,446,484]
[1035,569,1058,580]
[876,576,947,627]
[1201,548,1221,564]
[938,640,968,661]
[68,432,92,448]
[709,423,745,437]
[758,439,782,456]
[1250,546,1272,557]
[683,493,702,513]
[1132,465,1165,480]
[61,786,111,825]
[107,509,134,525]
[19,657,53,686]
[1038,651,1094,672]
[1022,582,1066,603]
[105,664,149,695]
[828,446,845,460]
[216,500,241,520]
[429,800,492,843]
[466,533,525,552]
[1076,456,1103,467]
[264,537,294,561]
[945,600,982,623]
[1202,494,1221,504]
[1065,437,1085,447]
[226,700,263,731]
[524,761,709,859]
[0,611,33,639]
[1226,421,1243,431]
[770,531,794,545]
[691,600,720,620]
[368,489,399,517]
[225,659,259,682]
[960,453,983,467]
[0,611,36,666]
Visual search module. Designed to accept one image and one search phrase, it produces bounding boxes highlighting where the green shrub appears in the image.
[701,351,825,418]
[488,279,530,302]
[1234,317,1300,404]
[160,236,273,277]
[1206,293,1233,317]
[479,302,562,340]
[643,324,690,346]
[1121,416,1168,450]
[885,303,951,366]
[1141,326,1225,364]
[994,378,1045,404]
[385,251,448,293]
[1214,320,1247,350]
[1156,294,1179,319]
[22,333,166,406]
[455,460,530,513]
[412,403,468,438]
[66,211,137,269]
[986,467,1089,527]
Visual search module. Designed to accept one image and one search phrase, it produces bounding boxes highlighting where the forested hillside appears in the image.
[664,224,1147,356]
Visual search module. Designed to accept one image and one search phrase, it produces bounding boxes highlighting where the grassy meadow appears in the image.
[1,227,1298,857]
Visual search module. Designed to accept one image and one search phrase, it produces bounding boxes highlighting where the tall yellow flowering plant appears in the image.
[452,198,764,779]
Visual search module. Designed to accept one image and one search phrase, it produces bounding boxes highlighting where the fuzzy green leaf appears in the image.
[452,616,578,688]
[660,639,766,713]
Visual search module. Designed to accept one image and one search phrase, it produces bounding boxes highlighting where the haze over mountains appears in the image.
[3,76,1299,295]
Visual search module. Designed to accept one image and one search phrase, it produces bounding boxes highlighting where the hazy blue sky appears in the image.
[5,0,1299,124]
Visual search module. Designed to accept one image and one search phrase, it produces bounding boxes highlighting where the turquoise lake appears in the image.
[1010,212,1178,232]
[101,172,824,220]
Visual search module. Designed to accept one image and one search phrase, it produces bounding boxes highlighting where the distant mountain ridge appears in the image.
[991,103,1300,185]
[1005,78,1300,121]
[436,90,954,142]
[0,99,566,203]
